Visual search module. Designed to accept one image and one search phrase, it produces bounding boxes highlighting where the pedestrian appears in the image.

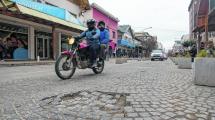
[190,45,197,68]
[97,21,110,60]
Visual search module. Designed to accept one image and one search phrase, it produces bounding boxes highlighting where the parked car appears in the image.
[151,49,164,61]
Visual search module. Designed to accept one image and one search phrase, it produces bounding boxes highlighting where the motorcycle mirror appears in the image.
[68,37,75,45]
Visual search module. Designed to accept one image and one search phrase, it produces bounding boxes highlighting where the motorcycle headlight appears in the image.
[68,38,75,45]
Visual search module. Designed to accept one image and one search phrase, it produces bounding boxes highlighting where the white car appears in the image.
[151,50,164,61]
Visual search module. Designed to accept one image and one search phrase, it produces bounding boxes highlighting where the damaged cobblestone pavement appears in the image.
[1,60,215,120]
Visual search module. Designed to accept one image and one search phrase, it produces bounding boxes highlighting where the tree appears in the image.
[182,40,195,48]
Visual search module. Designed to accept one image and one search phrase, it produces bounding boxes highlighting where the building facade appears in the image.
[34,0,90,24]
[0,0,89,60]
[134,32,158,57]
[117,25,135,57]
[82,3,119,53]
[188,0,201,40]
[188,0,215,52]
[172,41,184,55]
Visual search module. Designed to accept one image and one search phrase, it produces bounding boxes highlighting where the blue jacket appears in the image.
[79,28,100,45]
[99,29,110,45]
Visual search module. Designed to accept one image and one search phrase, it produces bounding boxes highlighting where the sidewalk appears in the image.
[0,60,55,67]
[0,58,149,67]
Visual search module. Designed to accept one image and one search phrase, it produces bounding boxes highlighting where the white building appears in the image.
[172,40,184,54]
[157,42,164,50]
[181,34,190,42]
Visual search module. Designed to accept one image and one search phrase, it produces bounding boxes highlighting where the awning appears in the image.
[0,0,86,31]
[118,39,135,48]
[118,39,129,47]
[16,4,86,31]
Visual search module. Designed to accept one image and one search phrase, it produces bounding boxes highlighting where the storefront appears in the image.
[0,0,86,61]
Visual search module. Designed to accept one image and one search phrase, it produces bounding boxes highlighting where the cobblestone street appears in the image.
[0,60,215,120]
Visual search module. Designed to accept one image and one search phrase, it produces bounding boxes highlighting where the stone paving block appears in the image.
[134,118,144,120]
[150,112,161,116]
[122,118,133,120]
[112,118,122,120]
[143,117,153,120]
[113,114,125,118]
[135,108,145,112]
[139,112,151,117]
[145,108,155,112]
[161,114,171,119]
[165,112,176,118]
[124,107,134,112]
[127,112,139,117]
[186,114,197,120]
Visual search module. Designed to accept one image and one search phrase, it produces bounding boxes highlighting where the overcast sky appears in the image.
[89,0,191,50]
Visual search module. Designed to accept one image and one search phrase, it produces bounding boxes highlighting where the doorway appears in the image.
[36,37,51,59]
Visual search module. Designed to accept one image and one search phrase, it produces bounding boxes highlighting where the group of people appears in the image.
[76,19,110,68]
[0,34,28,60]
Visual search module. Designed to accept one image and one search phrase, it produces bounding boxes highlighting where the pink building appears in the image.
[82,3,119,51]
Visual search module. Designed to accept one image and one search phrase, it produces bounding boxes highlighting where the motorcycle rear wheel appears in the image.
[55,55,76,80]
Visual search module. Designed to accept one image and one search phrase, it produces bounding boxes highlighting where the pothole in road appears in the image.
[39,91,130,118]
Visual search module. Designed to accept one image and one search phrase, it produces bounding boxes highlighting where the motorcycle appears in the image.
[55,37,105,80]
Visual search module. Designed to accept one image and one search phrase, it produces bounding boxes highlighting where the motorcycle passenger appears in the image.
[76,19,100,68]
[97,21,110,60]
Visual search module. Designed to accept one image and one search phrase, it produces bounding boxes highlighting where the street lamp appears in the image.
[133,27,152,32]
[142,27,152,31]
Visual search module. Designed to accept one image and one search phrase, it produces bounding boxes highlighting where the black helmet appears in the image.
[98,21,105,26]
[87,19,96,25]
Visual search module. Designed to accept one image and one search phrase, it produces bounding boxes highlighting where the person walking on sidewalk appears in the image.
[190,45,197,69]
[97,21,110,60]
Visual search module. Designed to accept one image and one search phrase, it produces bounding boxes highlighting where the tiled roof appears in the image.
[118,25,130,33]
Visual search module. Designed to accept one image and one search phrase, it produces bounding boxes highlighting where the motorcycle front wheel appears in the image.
[55,55,76,80]
[92,60,104,74]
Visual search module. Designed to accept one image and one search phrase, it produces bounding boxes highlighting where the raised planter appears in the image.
[115,58,128,64]
[194,58,215,87]
[177,57,192,69]
[170,57,179,65]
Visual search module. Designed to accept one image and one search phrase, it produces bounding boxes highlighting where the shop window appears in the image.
[0,22,29,60]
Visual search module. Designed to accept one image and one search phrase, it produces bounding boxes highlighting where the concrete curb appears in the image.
[0,61,55,67]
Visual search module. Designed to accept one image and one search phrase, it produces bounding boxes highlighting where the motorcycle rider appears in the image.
[76,19,100,68]
[97,21,110,60]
